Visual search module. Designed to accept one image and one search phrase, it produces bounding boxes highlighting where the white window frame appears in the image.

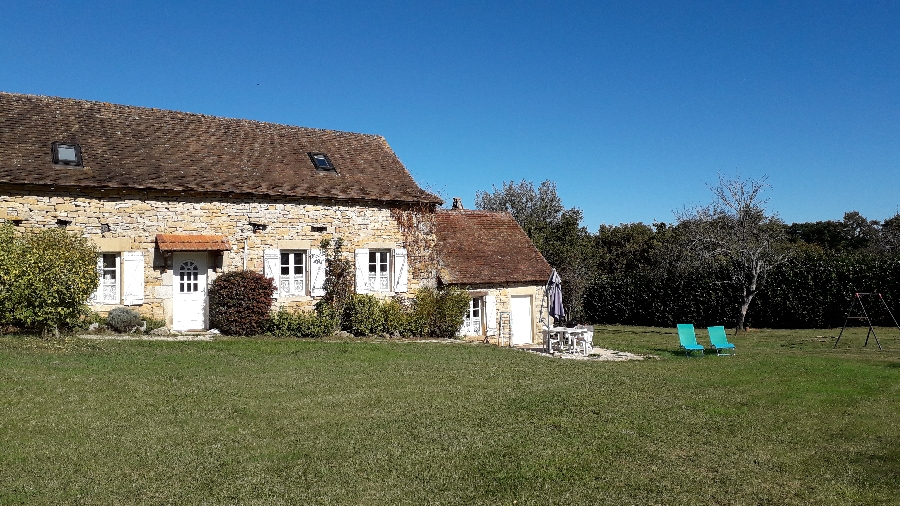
[368,249,391,293]
[464,297,483,335]
[89,250,144,306]
[177,259,200,293]
[279,250,307,296]
[266,248,324,298]
[96,253,120,304]
[354,247,407,294]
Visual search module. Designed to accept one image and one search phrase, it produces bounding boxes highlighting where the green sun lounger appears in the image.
[676,324,705,357]
[706,326,736,356]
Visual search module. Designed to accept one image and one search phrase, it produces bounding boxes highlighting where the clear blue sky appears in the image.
[2,1,898,231]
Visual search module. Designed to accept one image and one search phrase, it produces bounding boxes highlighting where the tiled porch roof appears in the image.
[156,234,232,252]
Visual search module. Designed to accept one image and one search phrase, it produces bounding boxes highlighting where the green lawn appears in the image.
[1,327,899,505]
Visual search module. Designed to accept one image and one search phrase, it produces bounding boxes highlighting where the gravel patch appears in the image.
[520,344,651,361]
[79,333,215,342]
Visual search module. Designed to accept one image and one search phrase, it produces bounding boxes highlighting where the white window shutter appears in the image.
[264,249,280,298]
[354,248,369,294]
[122,251,145,305]
[88,254,103,304]
[310,248,326,297]
[392,248,408,293]
[485,295,497,336]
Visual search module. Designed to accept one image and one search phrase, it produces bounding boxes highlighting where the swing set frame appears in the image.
[833,292,900,351]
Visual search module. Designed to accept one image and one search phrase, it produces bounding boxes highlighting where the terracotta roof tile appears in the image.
[0,92,441,205]
[156,234,231,252]
[434,210,551,285]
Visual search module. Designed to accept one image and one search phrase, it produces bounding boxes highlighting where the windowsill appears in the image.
[275,295,313,301]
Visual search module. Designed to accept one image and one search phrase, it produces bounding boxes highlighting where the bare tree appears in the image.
[676,174,790,331]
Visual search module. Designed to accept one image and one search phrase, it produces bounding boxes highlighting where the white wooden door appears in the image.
[509,295,533,345]
[172,252,208,331]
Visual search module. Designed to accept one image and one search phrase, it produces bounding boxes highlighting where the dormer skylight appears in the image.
[52,142,82,167]
[308,152,335,172]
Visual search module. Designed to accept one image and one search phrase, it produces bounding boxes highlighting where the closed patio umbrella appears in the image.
[547,268,565,325]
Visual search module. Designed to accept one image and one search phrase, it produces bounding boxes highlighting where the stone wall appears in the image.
[457,282,545,345]
[0,185,437,326]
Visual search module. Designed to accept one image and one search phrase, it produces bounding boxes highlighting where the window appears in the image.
[308,152,335,171]
[51,142,83,166]
[178,260,200,293]
[97,253,120,304]
[89,251,145,306]
[264,248,326,298]
[279,251,306,296]
[369,250,390,292]
[354,248,407,294]
[464,297,482,335]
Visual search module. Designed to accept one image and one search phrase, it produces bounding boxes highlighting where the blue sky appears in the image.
[2,1,898,231]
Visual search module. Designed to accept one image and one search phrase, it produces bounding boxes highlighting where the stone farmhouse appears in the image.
[0,92,551,343]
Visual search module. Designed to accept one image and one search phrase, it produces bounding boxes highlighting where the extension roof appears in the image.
[434,209,552,285]
[0,92,441,205]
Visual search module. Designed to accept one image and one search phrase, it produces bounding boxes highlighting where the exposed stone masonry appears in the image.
[1,185,428,325]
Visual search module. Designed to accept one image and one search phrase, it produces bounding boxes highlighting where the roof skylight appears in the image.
[308,152,335,172]
[52,142,83,167]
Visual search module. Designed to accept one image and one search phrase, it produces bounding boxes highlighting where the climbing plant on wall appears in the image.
[390,204,439,285]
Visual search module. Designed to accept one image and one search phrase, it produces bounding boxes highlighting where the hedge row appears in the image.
[207,270,470,339]
[271,288,470,339]
[584,250,900,329]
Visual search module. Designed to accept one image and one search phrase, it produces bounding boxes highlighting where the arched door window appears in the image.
[178,260,199,293]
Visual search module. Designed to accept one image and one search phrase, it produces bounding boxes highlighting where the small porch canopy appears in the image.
[156,234,231,252]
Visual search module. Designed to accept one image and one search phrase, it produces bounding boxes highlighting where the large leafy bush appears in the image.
[411,287,469,338]
[0,224,98,334]
[208,270,275,336]
[343,294,385,336]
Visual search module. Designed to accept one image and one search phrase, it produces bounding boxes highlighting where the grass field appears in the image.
[1,326,899,505]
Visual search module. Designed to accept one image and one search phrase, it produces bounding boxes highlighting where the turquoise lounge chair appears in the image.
[676,324,705,357]
[707,326,736,356]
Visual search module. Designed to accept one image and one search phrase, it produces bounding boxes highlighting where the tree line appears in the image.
[476,177,900,330]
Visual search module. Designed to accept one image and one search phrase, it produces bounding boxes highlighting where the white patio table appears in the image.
[545,327,591,355]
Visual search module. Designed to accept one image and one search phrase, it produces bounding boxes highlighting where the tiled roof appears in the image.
[156,234,231,252]
[434,210,551,285]
[0,92,441,205]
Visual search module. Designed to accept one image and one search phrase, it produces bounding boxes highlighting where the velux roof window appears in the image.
[52,142,83,167]
[308,152,335,172]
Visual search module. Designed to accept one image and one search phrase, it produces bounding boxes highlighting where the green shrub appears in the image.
[412,287,470,339]
[269,307,333,339]
[0,224,98,334]
[143,318,166,334]
[314,300,339,327]
[208,270,275,336]
[343,294,385,336]
[75,310,107,334]
[382,298,413,337]
[106,307,142,333]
